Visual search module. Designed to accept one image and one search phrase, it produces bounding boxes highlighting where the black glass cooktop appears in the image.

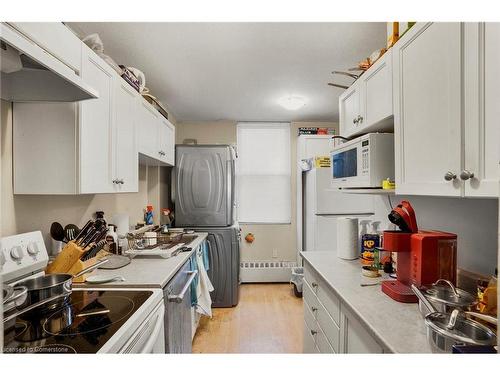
[3,290,152,354]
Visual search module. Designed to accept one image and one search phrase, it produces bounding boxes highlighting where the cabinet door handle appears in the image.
[358,115,363,123]
[352,118,358,124]
[311,282,318,288]
[311,306,318,312]
[310,329,318,335]
[444,171,457,181]
[459,170,474,181]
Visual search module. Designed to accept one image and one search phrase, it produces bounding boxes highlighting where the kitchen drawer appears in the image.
[303,321,319,353]
[9,22,82,72]
[304,263,319,291]
[303,279,319,314]
[316,279,341,326]
[316,326,335,354]
[303,300,317,333]
[316,299,340,352]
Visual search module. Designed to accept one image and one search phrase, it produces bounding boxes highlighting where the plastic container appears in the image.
[291,267,304,298]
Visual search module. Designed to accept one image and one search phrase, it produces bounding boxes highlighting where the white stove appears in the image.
[1,231,165,354]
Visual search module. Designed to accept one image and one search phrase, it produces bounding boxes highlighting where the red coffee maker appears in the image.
[381,201,457,303]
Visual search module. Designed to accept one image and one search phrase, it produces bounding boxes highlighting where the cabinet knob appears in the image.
[119,179,125,184]
[353,118,358,124]
[311,282,318,288]
[311,306,318,312]
[357,115,363,123]
[112,179,119,184]
[444,171,457,181]
[310,329,318,335]
[459,170,474,181]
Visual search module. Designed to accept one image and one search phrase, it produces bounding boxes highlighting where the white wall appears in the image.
[368,194,498,276]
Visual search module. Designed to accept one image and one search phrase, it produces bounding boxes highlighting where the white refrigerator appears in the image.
[302,167,374,252]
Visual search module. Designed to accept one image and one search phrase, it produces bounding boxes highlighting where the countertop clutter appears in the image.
[301,250,431,353]
[74,233,208,289]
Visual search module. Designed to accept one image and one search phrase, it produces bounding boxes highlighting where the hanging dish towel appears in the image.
[195,247,214,317]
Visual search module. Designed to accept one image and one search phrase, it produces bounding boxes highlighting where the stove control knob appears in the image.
[10,246,24,261]
[27,242,39,256]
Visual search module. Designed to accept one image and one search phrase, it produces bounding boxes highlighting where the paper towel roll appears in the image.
[112,213,130,236]
[337,217,359,260]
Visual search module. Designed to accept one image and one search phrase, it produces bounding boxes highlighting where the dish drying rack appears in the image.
[125,229,192,258]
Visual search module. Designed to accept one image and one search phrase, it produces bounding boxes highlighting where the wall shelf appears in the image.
[338,188,395,195]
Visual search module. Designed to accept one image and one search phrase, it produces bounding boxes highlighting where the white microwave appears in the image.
[330,133,394,188]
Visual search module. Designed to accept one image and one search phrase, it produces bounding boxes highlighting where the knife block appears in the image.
[45,241,85,274]
[69,249,110,283]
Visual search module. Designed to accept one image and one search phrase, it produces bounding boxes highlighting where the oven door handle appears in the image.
[167,270,198,303]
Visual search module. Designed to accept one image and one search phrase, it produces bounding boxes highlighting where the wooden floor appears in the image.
[192,283,303,353]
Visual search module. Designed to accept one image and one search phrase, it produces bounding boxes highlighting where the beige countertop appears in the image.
[74,233,208,289]
[301,250,432,353]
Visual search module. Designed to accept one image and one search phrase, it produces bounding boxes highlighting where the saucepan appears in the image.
[2,284,28,331]
[4,258,109,322]
[411,284,497,353]
[418,279,477,317]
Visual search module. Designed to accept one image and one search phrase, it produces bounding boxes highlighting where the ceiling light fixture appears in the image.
[278,95,306,110]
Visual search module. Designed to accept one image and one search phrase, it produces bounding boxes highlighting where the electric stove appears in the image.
[3,289,153,353]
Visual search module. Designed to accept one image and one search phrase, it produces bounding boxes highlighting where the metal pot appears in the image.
[2,284,28,332]
[419,279,477,316]
[425,311,497,353]
[4,258,108,322]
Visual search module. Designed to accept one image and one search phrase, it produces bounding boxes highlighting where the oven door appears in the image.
[164,260,198,353]
[119,301,166,354]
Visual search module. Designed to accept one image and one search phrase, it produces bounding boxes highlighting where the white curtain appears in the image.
[236,122,291,223]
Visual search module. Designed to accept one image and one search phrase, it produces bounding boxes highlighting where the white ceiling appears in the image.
[68,23,386,122]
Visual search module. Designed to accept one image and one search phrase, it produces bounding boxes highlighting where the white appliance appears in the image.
[303,167,374,252]
[1,231,164,353]
[331,133,394,188]
[296,134,337,255]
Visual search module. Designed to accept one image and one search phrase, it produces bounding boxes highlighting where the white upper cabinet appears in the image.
[463,23,500,197]
[339,50,393,138]
[159,118,176,166]
[113,79,139,193]
[138,101,161,159]
[79,46,115,194]
[138,100,176,166]
[359,49,393,130]
[393,22,499,198]
[393,22,462,197]
[339,85,361,137]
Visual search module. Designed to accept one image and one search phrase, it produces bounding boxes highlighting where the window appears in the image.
[236,122,291,223]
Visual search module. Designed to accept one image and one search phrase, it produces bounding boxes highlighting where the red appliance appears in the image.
[381,201,457,303]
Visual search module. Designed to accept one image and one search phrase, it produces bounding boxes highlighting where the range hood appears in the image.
[1,23,98,102]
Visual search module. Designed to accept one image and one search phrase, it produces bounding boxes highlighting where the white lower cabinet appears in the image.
[303,263,384,354]
[339,306,384,354]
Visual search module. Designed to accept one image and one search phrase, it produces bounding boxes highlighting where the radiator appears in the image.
[239,261,298,283]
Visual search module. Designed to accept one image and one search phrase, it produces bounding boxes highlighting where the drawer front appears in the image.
[304,263,319,291]
[317,279,341,326]
[316,326,335,354]
[316,300,340,352]
[303,321,319,353]
[303,299,318,333]
[303,279,319,314]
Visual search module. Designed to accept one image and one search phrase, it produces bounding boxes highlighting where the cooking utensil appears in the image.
[332,70,360,80]
[424,311,497,353]
[85,275,125,284]
[76,308,110,318]
[50,222,65,242]
[13,258,109,313]
[74,220,93,242]
[420,279,477,317]
[411,284,438,316]
[3,292,72,323]
[64,224,80,242]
